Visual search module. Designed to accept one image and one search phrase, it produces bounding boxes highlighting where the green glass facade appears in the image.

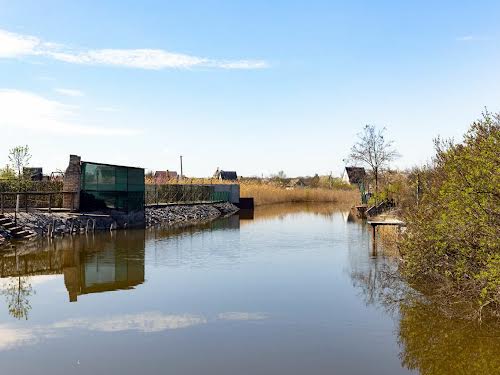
[80,162,144,212]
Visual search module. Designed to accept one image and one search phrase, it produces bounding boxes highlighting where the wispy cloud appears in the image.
[54,88,84,97]
[0,28,269,70]
[53,312,207,333]
[456,35,489,42]
[0,310,268,351]
[0,89,139,136]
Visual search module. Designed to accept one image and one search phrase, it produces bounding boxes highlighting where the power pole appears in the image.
[180,155,183,180]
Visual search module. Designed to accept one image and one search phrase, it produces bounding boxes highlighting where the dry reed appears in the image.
[240,183,358,206]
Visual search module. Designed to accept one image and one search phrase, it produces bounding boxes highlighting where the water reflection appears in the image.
[0,214,243,317]
[350,252,500,374]
[0,204,498,375]
[0,232,145,306]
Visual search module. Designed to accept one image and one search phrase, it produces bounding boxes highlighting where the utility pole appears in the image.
[180,155,183,180]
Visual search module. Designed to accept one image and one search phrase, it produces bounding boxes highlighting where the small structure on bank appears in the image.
[63,155,145,228]
[343,166,370,205]
[154,170,178,182]
[286,178,307,189]
[342,167,366,185]
[23,167,43,181]
[214,168,238,181]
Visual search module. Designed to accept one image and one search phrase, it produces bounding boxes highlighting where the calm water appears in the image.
[0,204,498,375]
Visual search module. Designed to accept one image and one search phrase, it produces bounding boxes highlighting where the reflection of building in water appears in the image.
[0,231,145,303]
[64,234,145,302]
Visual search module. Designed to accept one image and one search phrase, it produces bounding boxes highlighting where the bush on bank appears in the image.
[399,112,500,319]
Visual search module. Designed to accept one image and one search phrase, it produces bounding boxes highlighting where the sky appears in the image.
[1,0,499,177]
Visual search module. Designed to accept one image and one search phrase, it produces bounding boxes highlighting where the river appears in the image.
[0,204,498,374]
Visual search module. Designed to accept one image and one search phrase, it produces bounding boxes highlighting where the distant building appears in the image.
[286,178,307,189]
[214,168,238,181]
[23,167,43,181]
[342,167,366,185]
[154,170,178,182]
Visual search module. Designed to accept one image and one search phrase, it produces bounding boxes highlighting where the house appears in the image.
[154,170,178,182]
[286,178,307,189]
[23,167,43,181]
[342,167,366,185]
[214,168,238,181]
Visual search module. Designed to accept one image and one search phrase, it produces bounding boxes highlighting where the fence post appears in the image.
[1,194,3,214]
[25,193,29,213]
[48,194,52,213]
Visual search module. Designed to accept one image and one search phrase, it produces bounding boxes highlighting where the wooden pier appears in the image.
[367,219,406,255]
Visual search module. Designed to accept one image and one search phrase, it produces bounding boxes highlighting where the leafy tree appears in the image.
[349,125,399,203]
[400,111,500,319]
[8,145,31,177]
[0,165,16,179]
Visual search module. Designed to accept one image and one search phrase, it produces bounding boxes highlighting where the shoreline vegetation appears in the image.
[370,112,499,321]
[398,113,500,321]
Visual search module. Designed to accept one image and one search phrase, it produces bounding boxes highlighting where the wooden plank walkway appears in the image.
[367,219,405,226]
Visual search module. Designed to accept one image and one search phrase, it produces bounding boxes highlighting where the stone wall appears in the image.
[62,155,81,210]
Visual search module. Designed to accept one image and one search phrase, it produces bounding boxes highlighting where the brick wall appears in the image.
[62,155,81,210]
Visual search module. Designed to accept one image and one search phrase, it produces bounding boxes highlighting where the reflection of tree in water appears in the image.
[398,301,500,374]
[351,259,500,374]
[1,276,34,320]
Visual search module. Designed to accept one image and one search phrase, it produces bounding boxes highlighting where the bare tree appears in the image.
[8,145,31,177]
[349,125,399,204]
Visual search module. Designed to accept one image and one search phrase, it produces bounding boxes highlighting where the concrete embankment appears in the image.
[0,202,239,246]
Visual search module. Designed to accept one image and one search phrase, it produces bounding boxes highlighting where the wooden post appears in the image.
[25,193,29,213]
[1,194,3,214]
[48,194,52,213]
[371,224,377,256]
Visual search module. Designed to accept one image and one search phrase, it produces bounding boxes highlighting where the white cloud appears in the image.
[54,88,84,97]
[456,35,489,42]
[0,89,138,136]
[0,28,268,70]
[0,325,35,350]
[53,312,207,333]
[0,310,268,351]
[0,29,40,58]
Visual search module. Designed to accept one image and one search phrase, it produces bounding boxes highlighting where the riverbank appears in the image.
[0,202,239,246]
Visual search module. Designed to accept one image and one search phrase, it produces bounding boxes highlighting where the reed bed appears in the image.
[240,183,358,206]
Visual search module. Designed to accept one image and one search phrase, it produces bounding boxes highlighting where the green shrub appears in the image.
[399,112,500,319]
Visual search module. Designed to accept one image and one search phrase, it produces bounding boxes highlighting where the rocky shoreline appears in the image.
[0,202,239,246]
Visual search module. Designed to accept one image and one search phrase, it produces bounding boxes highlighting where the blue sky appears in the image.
[1,0,499,177]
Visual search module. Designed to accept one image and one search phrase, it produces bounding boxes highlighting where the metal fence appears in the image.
[0,191,78,213]
[145,184,230,205]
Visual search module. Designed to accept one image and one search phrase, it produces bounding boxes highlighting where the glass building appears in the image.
[79,162,145,213]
